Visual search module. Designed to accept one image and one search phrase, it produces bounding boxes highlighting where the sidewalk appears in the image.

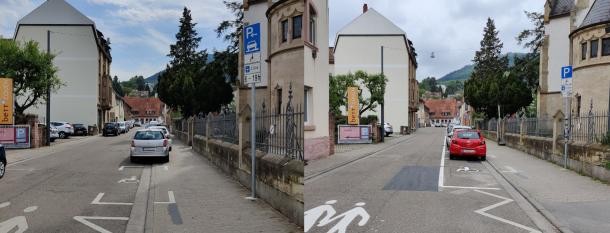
[305,134,414,178]
[486,141,610,233]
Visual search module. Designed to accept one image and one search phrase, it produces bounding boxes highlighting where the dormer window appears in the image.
[292,15,302,39]
[281,20,288,43]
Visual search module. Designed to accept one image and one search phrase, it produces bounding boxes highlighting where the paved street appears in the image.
[0,130,300,233]
[305,128,554,233]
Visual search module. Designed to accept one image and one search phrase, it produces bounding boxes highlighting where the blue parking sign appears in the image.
[244,23,260,54]
[561,66,572,79]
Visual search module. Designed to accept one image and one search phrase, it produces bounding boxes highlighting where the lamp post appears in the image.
[46,30,51,146]
[380,46,385,142]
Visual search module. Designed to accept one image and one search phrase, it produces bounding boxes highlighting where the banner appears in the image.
[0,78,13,125]
[347,86,359,125]
[337,125,372,144]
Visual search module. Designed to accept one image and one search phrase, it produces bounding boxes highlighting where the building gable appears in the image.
[17,0,95,26]
[336,8,406,36]
[579,0,610,29]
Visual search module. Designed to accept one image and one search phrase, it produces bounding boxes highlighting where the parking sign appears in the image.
[244,23,260,54]
[561,66,572,79]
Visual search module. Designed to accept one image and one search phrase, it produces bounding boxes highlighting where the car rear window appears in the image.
[457,131,480,139]
[134,131,164,140]
[104,123,115,127]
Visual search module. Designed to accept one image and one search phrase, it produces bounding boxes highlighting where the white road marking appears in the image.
[154,191,176,204]
[118,166,144,171]
[5,168,35,171]
[456,167,479,172]
[501,166,518,173]
[91,193,133,206]
[73,216,129,233]
[305,201,370,233]
[163,166,168,171]
[438,136,447,188]
[22,206,37,213]
[441,185,501,190]
[473,190,541,233]
[0,202,9,208]
[118,176,139,184]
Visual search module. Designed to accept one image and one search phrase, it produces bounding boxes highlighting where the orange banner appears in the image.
[0,78,13,125]
[347,86,359,125]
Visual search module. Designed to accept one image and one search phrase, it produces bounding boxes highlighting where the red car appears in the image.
[449,129,486,161]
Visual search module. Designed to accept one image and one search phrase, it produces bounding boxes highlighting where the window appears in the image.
[309,8,316,44]
[292,15,302,39]
[591,39,599,58]
[277,89,282,114]
[581,42,587,60]
[305,87,312,122]
[281,20,288,42]
[603,38,610,56]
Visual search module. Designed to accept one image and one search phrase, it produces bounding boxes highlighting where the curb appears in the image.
[305,135,414,182]
[486,159,574,233]
[125,166,152,233]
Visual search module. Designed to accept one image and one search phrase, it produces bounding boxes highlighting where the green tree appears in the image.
[112,76,124,97]
[158,7,207,117]
[516,11,544,54]
[215,1,243,53]
[0,39,63,122]
[444,80,464,96]
[329,71,387,117]
[195,51,234,114]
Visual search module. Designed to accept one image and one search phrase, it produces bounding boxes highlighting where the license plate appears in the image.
[143,147,156,152]
[463,149,475,154]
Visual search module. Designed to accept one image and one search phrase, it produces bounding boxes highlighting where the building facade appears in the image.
[14,0,114,128]
[425,99,458,125]
[332,5,418,129]
[123,97,166,124]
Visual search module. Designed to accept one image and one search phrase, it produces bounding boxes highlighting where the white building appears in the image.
[13,0,114,127]
[332,5,417,129]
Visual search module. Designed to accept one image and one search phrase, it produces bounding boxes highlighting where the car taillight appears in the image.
[131,140,135,147]
[163,139,168,147]
[451,140,457,144]
[481,140,485,145]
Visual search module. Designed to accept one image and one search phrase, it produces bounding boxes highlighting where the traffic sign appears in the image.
[245,52,261,64]
[244,63,261,75]
[244,23,260,54]
[561,66,572,79]
[245,73,262,84]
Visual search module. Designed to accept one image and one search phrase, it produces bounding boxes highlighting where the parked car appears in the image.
[130,129,170,163]
[149,126,172,151]
[383,122,393,137]
[51,121,74,139]
[134,122,142,127]
[446,125,472,146]
[50,125,60,142]
[0,145,6,179]
[72,124,88,136]
[449,129,486,161]
[118,122,128,134]
[103,122,119,136]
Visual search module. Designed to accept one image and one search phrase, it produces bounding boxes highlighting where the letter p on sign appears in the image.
[561,66,572,79]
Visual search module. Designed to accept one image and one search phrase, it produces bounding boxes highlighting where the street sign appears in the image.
[245,73,262,84]
[245,52,261,64]
[244,63,261,75]
[244,23,260,55]
[561,66,573,79]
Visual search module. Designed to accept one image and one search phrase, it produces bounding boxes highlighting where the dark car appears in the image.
[73,124,88,136]
[0,145,6,179]
[103,122,119,136]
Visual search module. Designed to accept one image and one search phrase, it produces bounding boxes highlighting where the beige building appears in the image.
[570,0,610,113]
[332,4,418,130]
[14,0,114,128]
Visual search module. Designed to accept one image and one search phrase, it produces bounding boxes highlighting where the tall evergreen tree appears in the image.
[112,76,124,97]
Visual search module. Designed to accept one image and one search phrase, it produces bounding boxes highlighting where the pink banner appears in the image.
[0,127,15,144]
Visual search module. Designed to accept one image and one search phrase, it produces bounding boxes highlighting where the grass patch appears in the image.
[606,161,610,170]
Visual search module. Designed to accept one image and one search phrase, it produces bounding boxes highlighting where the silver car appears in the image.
[130,129,170,163]
[148,126,172,151]
[446,125,472,146]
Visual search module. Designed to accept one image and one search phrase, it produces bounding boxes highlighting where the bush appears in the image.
[600,133,610,146]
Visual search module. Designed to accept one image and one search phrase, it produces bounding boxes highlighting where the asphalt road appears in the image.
[0,129,299,233]
[305,127,547,233]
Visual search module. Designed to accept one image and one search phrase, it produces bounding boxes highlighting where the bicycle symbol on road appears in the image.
[305,200,370,233]
[0,202,38,233]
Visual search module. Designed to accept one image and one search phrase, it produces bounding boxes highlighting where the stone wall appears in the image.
[191,135,304,227]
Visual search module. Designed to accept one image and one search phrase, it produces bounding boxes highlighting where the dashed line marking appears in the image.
[118,165,144,171]
[473,190,541,233]
[154,191,176,204]
[73,216,129,233]
[91,193,133,206]
[441,185,501,190]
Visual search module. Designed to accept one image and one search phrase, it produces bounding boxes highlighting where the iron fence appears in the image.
[194,116,207,137]
[488,118,498,131]
[209,111,238,144]
[505,117,520,134]
[524,117,553,137]
[255,92,304,161]
[172,118,184,132]
[570,110,610,144]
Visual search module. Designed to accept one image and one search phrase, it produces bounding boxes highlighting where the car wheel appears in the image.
[59,132,66,139]
[164,155,170,163]
[0,160,5,179]
[130,156,137,163]
[449,154,455,160]
[481,156,486,161]
[385,132,390,137]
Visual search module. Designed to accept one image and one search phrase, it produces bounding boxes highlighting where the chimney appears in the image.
[363,3,368,13]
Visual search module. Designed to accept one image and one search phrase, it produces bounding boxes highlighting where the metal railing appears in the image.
[570,109,610,144]
[209,111,238,144]
[194,116,207,137]
[524,117,553,137]
[505,117,520,134]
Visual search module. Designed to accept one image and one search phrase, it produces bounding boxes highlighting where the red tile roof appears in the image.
[122,97,164,118]
[424,99,458,120]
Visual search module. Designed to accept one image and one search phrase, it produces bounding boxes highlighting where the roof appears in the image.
[549,0,574,18]
[579,0,610,29]
[424,99,458,120]
[337,8,406,35]
[123,97,165,118]
[17,0,95,25]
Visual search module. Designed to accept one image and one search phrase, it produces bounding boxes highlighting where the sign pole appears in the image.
[250,82,256,199]
[561,66,573,169]
[243,23,261,200]
[46,30,51,146]
[380,46,385,142]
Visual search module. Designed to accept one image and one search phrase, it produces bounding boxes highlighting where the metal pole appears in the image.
[46,30,51,146]
[564,96,569,169]
[250,83,256,199]
[380,46,385,142]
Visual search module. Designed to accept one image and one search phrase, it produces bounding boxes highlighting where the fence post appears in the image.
[553,111,565,156]
[519,117,526,145]
[205,114,211,154]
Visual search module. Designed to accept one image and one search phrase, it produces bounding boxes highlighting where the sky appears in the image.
[329,0,543,80]
[0,0,234,81]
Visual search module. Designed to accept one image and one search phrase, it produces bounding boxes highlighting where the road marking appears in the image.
[501,166,518,173]
[0,202,9,208]
[473,190,541,233]
[154,191,176,204]
[91,193,133,206]
[456,166,479,172]
[73,216,129,233]
[118,176,139,184]
[440,185,501,190]
[163,165,168,171]
[305,200,370,233]
[438,136,447,188]
[118,166,144,171]
[23,206,37,213]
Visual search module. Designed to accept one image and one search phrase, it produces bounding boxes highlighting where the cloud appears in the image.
[0,0,40,38]
[330,0,543,80]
